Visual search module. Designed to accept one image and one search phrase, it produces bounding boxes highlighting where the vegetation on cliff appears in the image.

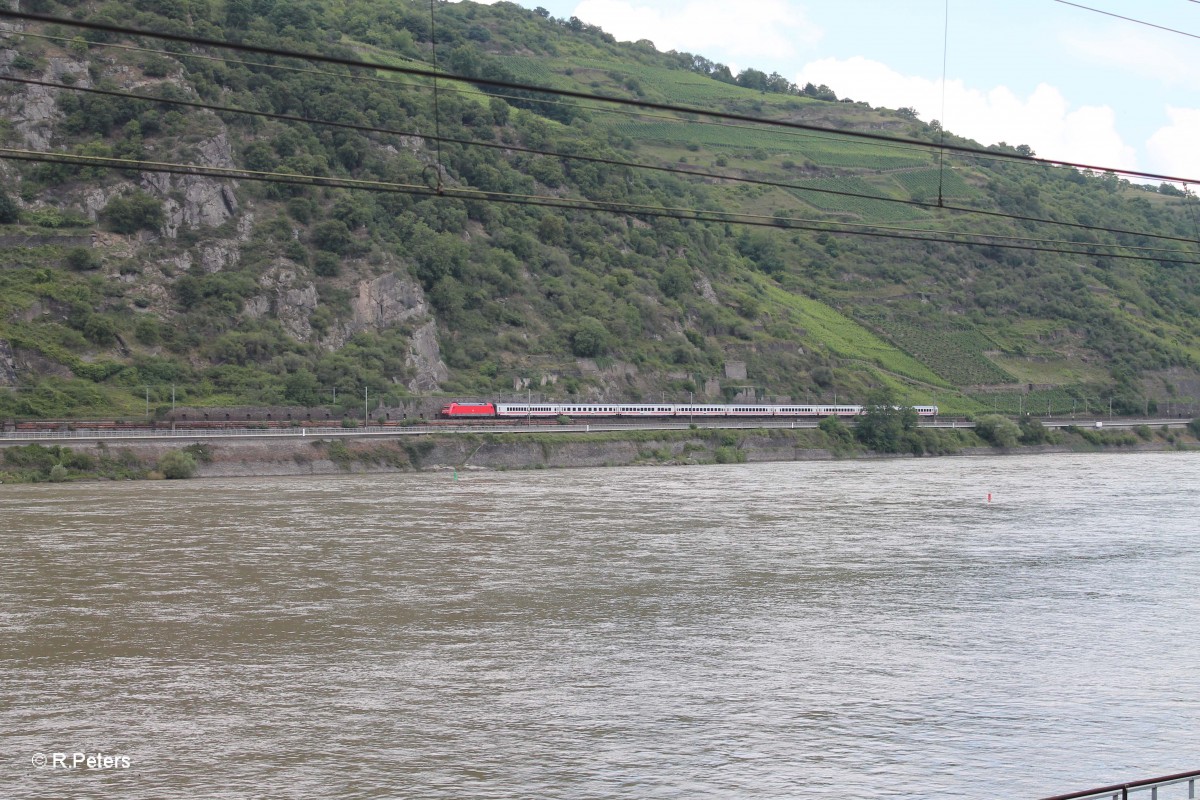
[1,0,1199,421]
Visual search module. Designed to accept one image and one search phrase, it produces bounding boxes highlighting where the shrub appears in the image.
[570,317,608,357]
[182,443,213,464]
[975,414,1020,448]
[0,189,19,223]
[158,449,196,479]
[1189,418,1200,438]
[82,315,118,346]
[64,247,100,271]
[818,414,851,442]
[313,251,340,277]
[102,191,164,234]
[48,464,70,482]
[1018,417,1050,445]
[714,445,745,464]
[311,219,352,254]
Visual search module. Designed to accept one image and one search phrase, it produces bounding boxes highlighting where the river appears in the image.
[3,452,1198,799]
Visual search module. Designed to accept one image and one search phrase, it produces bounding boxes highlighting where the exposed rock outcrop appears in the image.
[350,271,431,331]
[315,271,450,391]
[2,72,59,151]
[405,319,449,393]
[198,240,240,273]
[244,262,319,341]
[0,339,18,387]
[0,51,90,149]
[142,131,239,237]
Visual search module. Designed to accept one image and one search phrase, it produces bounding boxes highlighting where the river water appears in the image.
[2,452,1198,799]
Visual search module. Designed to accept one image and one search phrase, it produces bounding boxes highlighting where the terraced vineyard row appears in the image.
[492,57,572,89]
[968,388,1081,416]
[607,120,932,169]
[787,178,925,222]
[885,322,1015,385]
[762,287,948,386]
[891,168,975,200]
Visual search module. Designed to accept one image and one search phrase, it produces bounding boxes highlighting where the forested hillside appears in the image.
[1,0,1199,420]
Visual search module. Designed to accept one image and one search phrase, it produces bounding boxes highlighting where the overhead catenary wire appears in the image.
[7,16,1194,189]
[2,145,1196,265]
[936,0,950,207]
[426,0,444,192]
[3,27,943,159]
[1052,0,1200,40]
[2,8,1199,186]
[4,72,1196,251]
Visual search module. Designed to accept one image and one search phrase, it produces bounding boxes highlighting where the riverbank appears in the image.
[0,424,1196,482]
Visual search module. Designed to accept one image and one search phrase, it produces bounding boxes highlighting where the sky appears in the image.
[469,0,1200,184]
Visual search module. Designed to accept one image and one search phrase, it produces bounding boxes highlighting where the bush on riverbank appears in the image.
[158,450,197,479]
[0,442,147,482]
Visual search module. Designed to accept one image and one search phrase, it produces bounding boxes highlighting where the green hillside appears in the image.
[0,0,1198,420]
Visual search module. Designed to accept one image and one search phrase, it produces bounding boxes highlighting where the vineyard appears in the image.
[761,286,948,386]
[492,56,575,91]
[493,56,806,108]
[890,168,975,201]
[967,388,1087,416]
[884,321,1015,385]
[605,118,933,170]
[787,177,926,223]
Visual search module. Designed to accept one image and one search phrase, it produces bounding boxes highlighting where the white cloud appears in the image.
[1147,107,1200,183]
[570,0,822,60]
[795,56,1137,171]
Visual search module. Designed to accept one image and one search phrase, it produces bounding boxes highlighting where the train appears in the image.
[440,402,939,419]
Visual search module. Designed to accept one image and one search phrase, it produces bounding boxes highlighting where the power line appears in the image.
[11,18,1196,194]
[5,28,941,158]
[4,73,1195,250]
[2,8,1199,185]
[2,146,1195,264]
[1053,0,1200,39]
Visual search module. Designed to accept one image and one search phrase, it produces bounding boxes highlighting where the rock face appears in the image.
[241,268,449,392]
[129,130,240,237]
[0,339,18,387]
[0,52,87,150]
[198,240,241,273]
[314,272,450,392]
[244,262,319,341]
[405,320,449,393]
[349,272,431,331]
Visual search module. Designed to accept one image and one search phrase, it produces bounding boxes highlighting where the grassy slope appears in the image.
[1,0,1198,420]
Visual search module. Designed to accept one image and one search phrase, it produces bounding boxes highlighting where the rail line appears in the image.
[0,418,1189,445]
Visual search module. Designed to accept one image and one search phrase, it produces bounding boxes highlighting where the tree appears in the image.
[657,262,690,298]
[975,414,1020,448]
[311,219,352,254]
[283,370,320,406]
[570,317,608,358]
[855,389,918,453]
[1018,417,1050,445]
[101,191,163,234]
[818,415,851,443]
[0,189,19,224]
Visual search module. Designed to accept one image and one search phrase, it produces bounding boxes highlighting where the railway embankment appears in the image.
[0,424,1196,482]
